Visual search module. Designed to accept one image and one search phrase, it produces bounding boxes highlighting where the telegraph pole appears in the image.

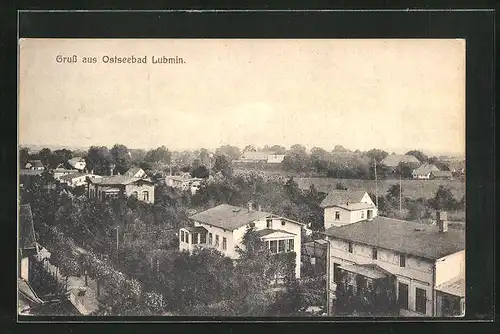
[399,173,402,213]
[374,158,378,207]
[116,226,119,252]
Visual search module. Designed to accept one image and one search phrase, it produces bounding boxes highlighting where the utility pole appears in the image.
[374,158,378,208]
[116,226,119,252]
[399,173,402,213]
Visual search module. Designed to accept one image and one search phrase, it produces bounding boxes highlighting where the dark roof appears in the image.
[27,160,44,168]
[183,226,208,234]
[381,155,420,167]
[89,175,153,186]
[320,190,367,208]
[323,216,465,260]
[331,202,376,211]
[125,167,143,177]
[256,229,296,237]
[190,204,271,231]
[19,204,37,250]
[412,164,440,175]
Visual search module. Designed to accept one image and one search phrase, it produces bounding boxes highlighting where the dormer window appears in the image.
[335,211,340,220]
[266,219,272,228]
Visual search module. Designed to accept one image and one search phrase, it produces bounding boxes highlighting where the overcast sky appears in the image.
[19,39,465,155]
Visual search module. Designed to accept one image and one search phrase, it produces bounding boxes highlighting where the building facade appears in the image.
[323,213,465,317]
[59,172,102,188]
[87,175,155,204]
[320,190,378,229]
[412,164,440,179]
[179,203,304,278]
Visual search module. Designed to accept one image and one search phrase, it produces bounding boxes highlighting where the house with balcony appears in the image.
[87,175,155,204]
[323,211,465,317]
[320,190,378,229]
[179,203,304,278]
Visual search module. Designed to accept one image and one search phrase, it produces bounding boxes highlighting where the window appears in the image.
[398,282,409,310]
[185,233,190,244]
[208,233,213,245]
[399,254,406,267]
[333,263,341,283]
[132,191,138,198]
[180,231,184,242]
[270,240,278,253]
[287,239,294,252]
[348,242,353,253]
[222,237,227,250]
[265,240,270,250]
[367,210,373,219]
[415,288,427,314]
[215,235,219,248]
[266,219,272,228]
[278,240,285,253]
[281,220,286,226]
[361,211,364,219]
[372,247,378,260]
[335,211,340,220]
[200,233,206,244]
[142,191,149,201]
[192,232,199,245]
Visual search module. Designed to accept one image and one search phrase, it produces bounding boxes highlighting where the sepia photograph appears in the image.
[18,38,466,318]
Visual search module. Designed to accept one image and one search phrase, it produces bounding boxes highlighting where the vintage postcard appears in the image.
[18,38,465,317]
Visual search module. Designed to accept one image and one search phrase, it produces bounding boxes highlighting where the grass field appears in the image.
[295,177,465,200]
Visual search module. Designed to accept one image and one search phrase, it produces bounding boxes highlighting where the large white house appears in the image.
[412,164,440,180]
[179,203,304,278]
[323,211,465,317]
[320,190,378,229]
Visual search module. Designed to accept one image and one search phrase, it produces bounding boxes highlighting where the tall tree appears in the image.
[86,146,114,175]
[38,148,52,166]
[405,150,428,163]
[243,145,257,153]
[215,145,241,161]
[19,147,30,166]
[213,154,233,178]
[270,145,286,155]
[111,144,132,175]
[365,149,389,163]
[145,146,172,165]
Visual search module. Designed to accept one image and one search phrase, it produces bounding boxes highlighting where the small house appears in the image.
[412,164,440,180]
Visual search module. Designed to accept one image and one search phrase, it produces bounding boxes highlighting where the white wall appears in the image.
[435,250,465,286]
[324,206,378,229]
[328,237,435,316]
[193,222,237,257]
[20,257,29,281]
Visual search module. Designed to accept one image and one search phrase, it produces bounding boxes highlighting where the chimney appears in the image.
[248,201,253,212]
[437,211,448,233]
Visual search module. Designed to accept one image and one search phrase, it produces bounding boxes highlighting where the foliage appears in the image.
[190,165,209,178]
[111,144,132,175]
[145,146,172,165]
[215,145,241,161]
[86,146,114,175]
[213,154,233,178]
[405,150,428,164]
[428,185,458,211]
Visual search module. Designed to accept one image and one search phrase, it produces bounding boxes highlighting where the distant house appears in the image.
[52,167,79,180]
[60,172,102,188]
[320,190,377,229]
[179,203,304,278]
[381,155,420,168]
[447,160,465,175]
[430,170,454,180]
[87,175,155,204]
[233,151,286,165]
[165,175,203,194]
[412,164,440,180]
[25,160,45,171]
[67,157,86,171]
[124,167,147,178]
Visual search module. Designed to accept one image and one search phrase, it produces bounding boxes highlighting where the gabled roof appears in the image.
[19,204,37,250]
[323,216,465,260]
[125,167,144,177]
[190,204,271,231]
[381,155,420,167]
[59,172,86,181]
[182,226,208,234]
[190,204,305,231]
[89,175,153,186]
[320,190,367,208]
[27,160,44,168]
[412,164,440,175]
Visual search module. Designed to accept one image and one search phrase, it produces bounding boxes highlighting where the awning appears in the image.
[436,278,465,298]
[340,263,394,280]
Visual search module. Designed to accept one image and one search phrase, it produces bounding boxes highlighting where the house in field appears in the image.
[323,211,465,317]
[320,190,378,229]
[412,164,440,180]
[381,155,421,169]
[124,167,147,178]
[87,175,155,203]
[179,203,304,278]
[67,157,86,171]
[25,160,45,171]
[59,172,102,188]
[430,170,454,180]
[233,151,286,165]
